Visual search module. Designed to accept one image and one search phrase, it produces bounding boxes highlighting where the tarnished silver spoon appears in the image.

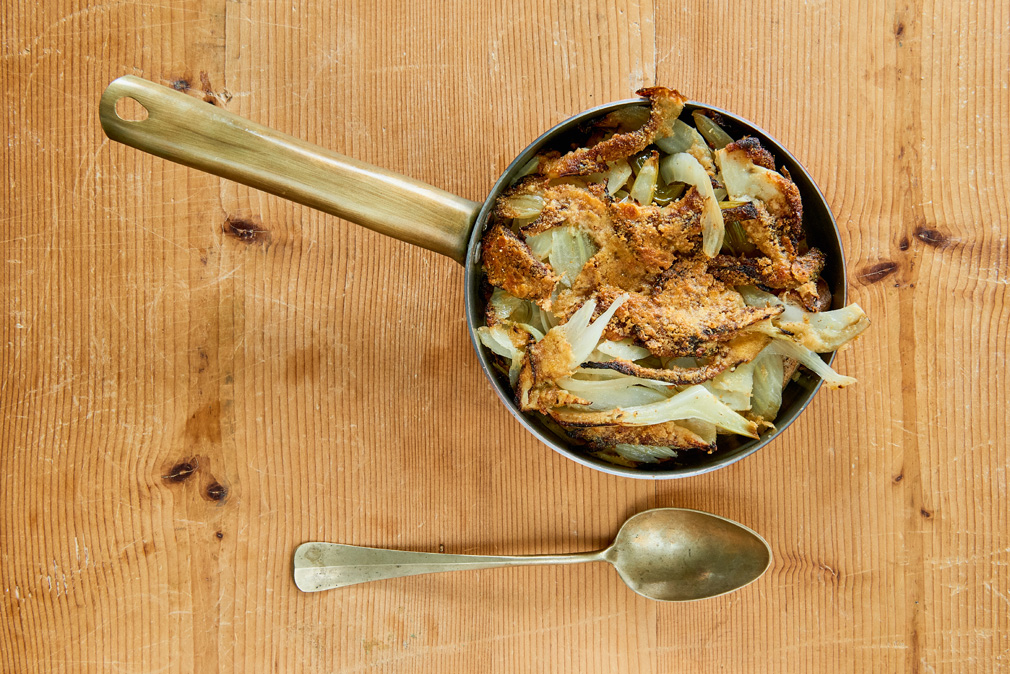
[294,508,771,602]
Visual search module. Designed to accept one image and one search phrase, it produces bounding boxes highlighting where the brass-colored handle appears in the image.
[99,76,480,263]
[293,542,606,592]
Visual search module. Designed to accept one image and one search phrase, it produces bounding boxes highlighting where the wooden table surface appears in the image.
[3,1,1008,671]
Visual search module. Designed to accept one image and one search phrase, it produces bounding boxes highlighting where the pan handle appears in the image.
[99,76,479,264]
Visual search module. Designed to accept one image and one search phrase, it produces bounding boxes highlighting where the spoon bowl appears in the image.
[294,508,772,602]
[605,509,772,601]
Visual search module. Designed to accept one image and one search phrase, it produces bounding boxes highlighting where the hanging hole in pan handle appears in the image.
[115,96,149,122]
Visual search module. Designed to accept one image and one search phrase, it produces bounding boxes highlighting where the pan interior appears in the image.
[463,99,846,479]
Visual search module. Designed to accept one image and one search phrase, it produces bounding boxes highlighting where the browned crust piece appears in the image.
[739,198,804,265]
[542,87,687,177]
[721,202,759,223]
[720,137,804,251]
[709,247,826,290]
[557,419,714,451]
[606,187,704,263]
[481,223,558,306]
[515,329,592,412]
[526,330,575,384]
[584,259,783,358]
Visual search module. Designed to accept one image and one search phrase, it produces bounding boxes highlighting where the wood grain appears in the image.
[2,0,1007,671]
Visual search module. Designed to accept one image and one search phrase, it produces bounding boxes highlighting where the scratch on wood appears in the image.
[984,581,1010,609]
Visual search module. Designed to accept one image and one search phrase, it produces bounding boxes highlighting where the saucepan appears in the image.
[99,76,845,479]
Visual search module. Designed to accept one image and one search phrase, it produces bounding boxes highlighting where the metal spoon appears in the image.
[293,508,772,602]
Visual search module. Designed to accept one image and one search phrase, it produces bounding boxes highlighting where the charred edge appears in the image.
[899,236,910,251]
[695,109,730,129]
[730,137,776,170]
[914,226,950,248]
[859,261,898,284]
[722,203,760,223]
[205,482,228,502]
[480,278,497,326]
[163,461,197,483]
[224,216,269,244]
[581,359,639,377]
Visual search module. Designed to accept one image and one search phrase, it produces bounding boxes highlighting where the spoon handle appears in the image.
[294,542,606,592]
